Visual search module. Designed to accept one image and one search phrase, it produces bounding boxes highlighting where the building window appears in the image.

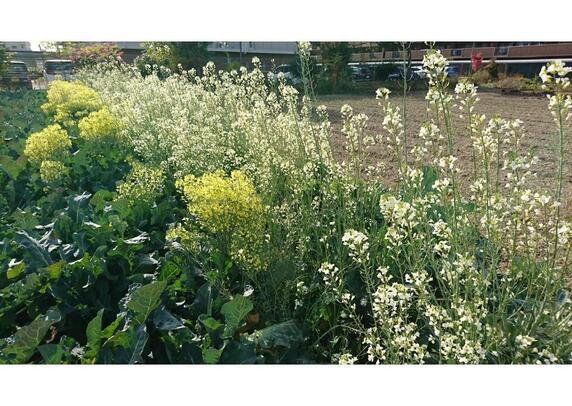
[249,42,255,49]
[392,50,400,59]
[495,47,508,56]
[451,49,462,56]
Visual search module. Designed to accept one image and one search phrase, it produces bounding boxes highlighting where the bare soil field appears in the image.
[321,90,572,218]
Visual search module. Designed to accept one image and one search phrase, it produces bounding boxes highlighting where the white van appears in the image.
[43,60,74,83]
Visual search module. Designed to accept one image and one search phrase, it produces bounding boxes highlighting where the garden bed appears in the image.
[1,54,571,364]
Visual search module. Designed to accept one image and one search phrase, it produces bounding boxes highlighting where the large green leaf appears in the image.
[38,344,64,364]
[220,296,253,338]
[14,230,54,268]
[202,346,222,364]
[126,326,149,364]
[152,307,184,331]
[2,308,61,364]
[44,260,65,279]
[84,309,104,362]
[251,320,303,350]
[198,314,224,336]
[422,165,438,195]
[0,154,27,180]
[90,189,115,213]
[67,192,93,224]
[6,261,25,280]
[179,342,202,364]
[127,281,167,325]
[101,325,149,364]
[10,208,40,230]
[192,283,216,315]
[220,339,257,364]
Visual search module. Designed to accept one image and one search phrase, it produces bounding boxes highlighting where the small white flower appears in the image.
[338,353,358,365]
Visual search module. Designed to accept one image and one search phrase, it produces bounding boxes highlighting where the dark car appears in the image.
[387,66,419,81]
[44,59,74,83]
[446,66,460,78]
[1,61,33,89]
[350,66,372,81]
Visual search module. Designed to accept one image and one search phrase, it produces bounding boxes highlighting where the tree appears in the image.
[70,43,123,69]
[168,42,210,71]
[319,42,352,90]
[134,42,211,75]
[0,45,9,78]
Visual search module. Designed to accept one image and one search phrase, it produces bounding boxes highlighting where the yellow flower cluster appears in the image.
[78,108,122,143]
[40,160,69,183]
[176,170,266,271]
[116,161,165,206]
[24,124,71,166]
[42,80,103,125]
[176,170,263,234]
[165,223,203,253]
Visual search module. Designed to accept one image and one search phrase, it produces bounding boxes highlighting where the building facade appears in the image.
[113,42,298,69]
[1,42,31,51]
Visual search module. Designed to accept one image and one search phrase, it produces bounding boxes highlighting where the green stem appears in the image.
[552,99,565,267]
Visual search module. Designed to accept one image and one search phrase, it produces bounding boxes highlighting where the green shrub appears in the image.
[486,59,500,80]
[374,63,398,80]
[495,75,525,90]
[316,67,356,94]
[70,43,123,70]
[471,68,491,84]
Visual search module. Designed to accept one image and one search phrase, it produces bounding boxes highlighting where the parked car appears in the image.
[411,66,427,79]
[1,61,33,89]
[350,66,372,81]
[387,66,418,81]
[44,60,74,83]
[446,66,460,78]
[269,64,301,85]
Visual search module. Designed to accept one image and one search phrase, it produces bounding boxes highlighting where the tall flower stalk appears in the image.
[400,42,411,167]
[540,61,572,266]
[297,41,316,103]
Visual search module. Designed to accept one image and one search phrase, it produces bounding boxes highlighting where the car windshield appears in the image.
[275,65,291,73]
[45,61,73,74]
[8,63,27,73]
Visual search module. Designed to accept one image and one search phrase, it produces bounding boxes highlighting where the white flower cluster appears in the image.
[338,353,358,365]
[414,122,445,164]
[340,105,373,174]
[380,195,420,251]
[81,58,335,192]
[425,298,487,364]
[539,60,571,87]
[342,229,370,264]
[318,262,341,292]
[422,49,449,88]
[363,269,427,364]
[431,219,452,256]
[297,41,312,59]
[515,334,536,350]
[375,87,391,102]
[376,88,406,177]
[294,280,309,310]
[454,79,478,99]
